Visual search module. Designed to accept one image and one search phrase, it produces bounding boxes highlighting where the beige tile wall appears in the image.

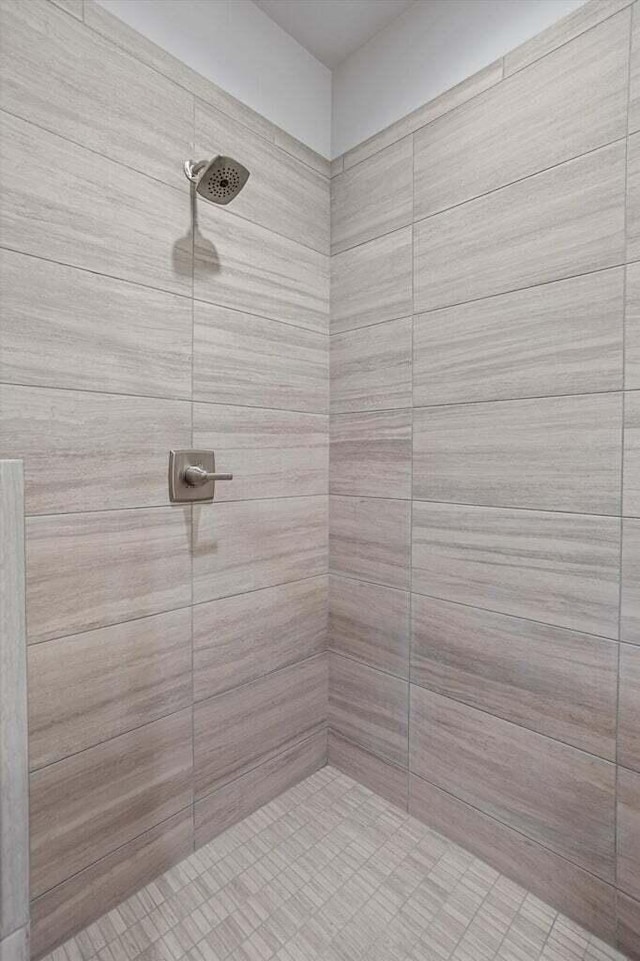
[328,1,640,956]
[0,0,329,956]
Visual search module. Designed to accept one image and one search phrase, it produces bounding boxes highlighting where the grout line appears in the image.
[189,89,197,853]
[26,571,329,648]
[331,490,637,520]
[329,569,620,645]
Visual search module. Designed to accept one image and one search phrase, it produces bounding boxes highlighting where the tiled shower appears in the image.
[0,0,639,958]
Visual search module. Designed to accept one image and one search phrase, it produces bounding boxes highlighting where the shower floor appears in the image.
[42,766,627,961]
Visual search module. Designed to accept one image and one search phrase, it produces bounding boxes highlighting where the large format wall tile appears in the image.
[342,60,503,170]
[620,643,640,773]
[622,518,640,644]
[0,250,192,398]
[195,731,327,847]
[194,654,327,797]
[194,205,329,334]
[618,767,640,901]
[618,892,640,961]
[331,228,412,333]
[330,410,412,499]
[196,103,329,254]
[328,731,408,810]
[414,11,629,218]
[193,404,328,501]
[330,496,411,589]
[625,390,640,517]
[413,269,624,406]
[411,596,617,759]
[30,710,193,898]
[329,575,409,678]
[26,507,192,643]
[329,654,408,768]
[193,496,328,604]
[627,261,640,390]
[408,775,616,943]
[628,133,640,263]
[330,317,412,413]
[331,138,413,254]
[630,0,640,133]
[0,0,192,189]
[30,809,193,961]
[504,0,632,76]
[414,142,626,312]
[409,688,616,879]
[412,502,620,637]
[413,393,622,515]
[193,304,328,413]
[0,385,191,514]
[0,113,192,295]
[193,577,327,700]
[28,609,192,770]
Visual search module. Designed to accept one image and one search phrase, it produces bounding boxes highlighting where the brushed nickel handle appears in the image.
[184,465,233,487]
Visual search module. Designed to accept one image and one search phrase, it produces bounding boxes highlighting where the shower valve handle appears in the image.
[184,465,233,487]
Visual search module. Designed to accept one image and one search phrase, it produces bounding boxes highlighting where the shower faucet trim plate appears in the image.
[168,450,233,503]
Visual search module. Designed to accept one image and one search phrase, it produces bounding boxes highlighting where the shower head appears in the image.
[183,156,250,205]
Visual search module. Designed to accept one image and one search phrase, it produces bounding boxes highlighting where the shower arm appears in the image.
[183,159,208,183]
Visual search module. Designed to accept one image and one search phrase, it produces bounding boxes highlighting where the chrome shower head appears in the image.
[183,156,250,205]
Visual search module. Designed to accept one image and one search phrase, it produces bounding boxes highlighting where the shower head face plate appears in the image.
[195,155,250,205]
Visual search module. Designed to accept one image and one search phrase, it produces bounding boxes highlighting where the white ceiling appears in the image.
[253,0,416,68]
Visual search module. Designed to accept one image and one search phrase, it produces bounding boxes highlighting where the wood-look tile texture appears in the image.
[504,0,632,76]
[411,595,618,760]
[193,303,328,413]
[193,404,328,502]
[620,642,640,773]
[194,655,327,798]
[329,496,411,589]
[0,250,193,398]
[0,385,191,514]
[412,502,620,637]
[622,518,640,644]
[0,112,192,295]
[409,687,616,879]
[1,0,332,950]
[618,892,640,961]
[28,609,193,770]
[627,260,640,390]
[331,138,413,254]
[26,507,192,644]
[30,710,193,898]
[630,0,640,134]
[194,731,327,847]
[330,317,412,413]
[627,132,640,263]
[0,0,192,188]
[194,205,329,335]
[0,463,28,943]
[329,575,410,678]
[331,228,412,333]
[195,103,329,254]
[413,392,622,515]
[625,390,640,517]
[329,654,408,768]
[408,774,617,944]
[192,496,328,605]
[414,142,626,312]
[618,766,640,901]
[327,732,409,809]
[412,269,624,407]
[193,577,328,700]
[342,59,503,170]
[330,410,412,499]
[414,11,629,219]
[30,810,193,961]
